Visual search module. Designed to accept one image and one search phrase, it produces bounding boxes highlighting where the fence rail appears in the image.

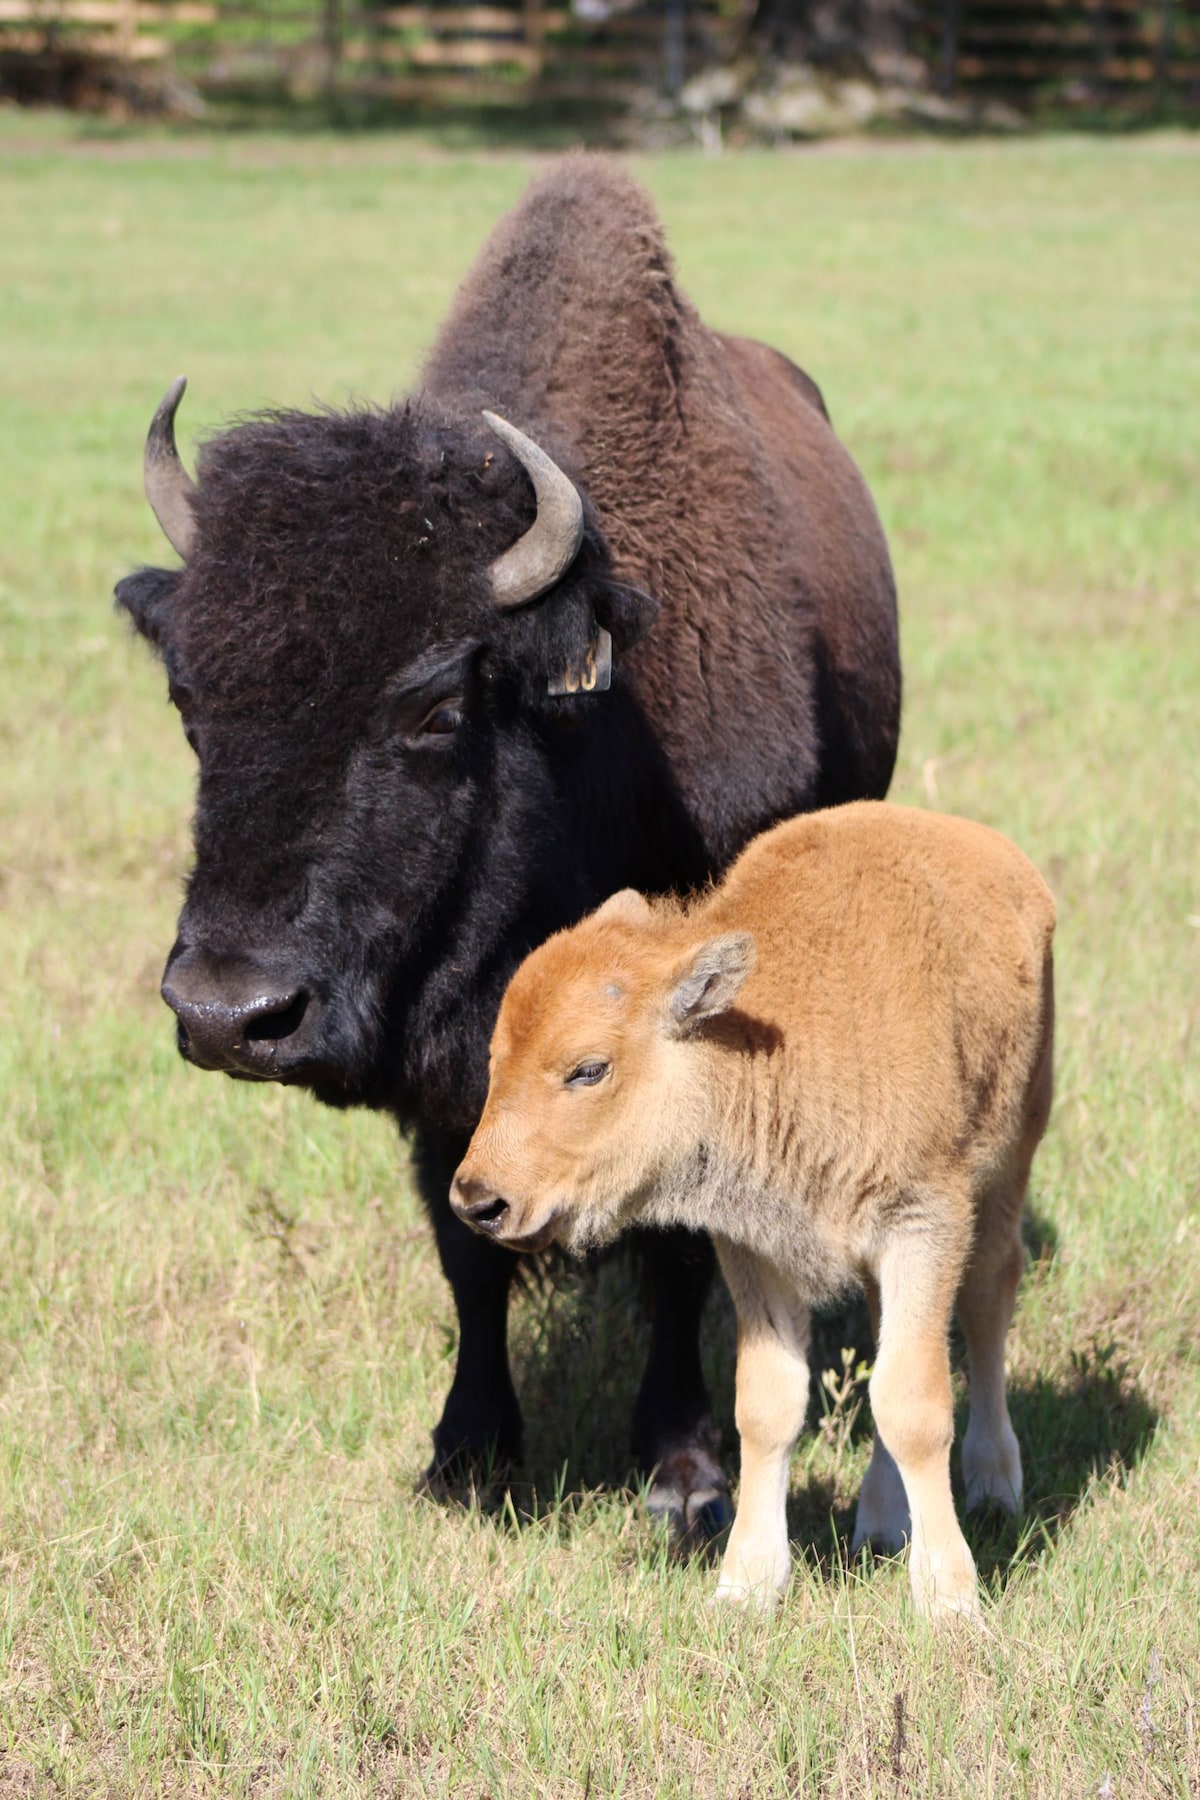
[2,0,1198,108]
[914,0,1200,100]
[0,0,751,99]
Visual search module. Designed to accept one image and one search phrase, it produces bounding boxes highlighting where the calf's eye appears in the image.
[566,1059,610,1088]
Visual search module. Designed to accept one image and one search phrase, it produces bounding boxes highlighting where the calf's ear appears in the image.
[115,566,180,656]
[666,933,756,1033]
[592,888,653,927]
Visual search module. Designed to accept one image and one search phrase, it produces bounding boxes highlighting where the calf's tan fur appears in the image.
[452,802,1055,1618]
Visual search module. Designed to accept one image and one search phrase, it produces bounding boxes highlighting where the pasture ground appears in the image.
[1,120,1198,1797]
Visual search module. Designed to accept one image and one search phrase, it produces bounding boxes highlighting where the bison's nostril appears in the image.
[242,991,309,1043]
[472,1197,509,1226]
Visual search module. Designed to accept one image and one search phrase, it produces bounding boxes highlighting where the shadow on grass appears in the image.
[479,1204,1157,1595]
[780,1340,1160,1593]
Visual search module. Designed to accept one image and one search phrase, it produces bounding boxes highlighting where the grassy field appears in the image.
[1,117,1199,1796]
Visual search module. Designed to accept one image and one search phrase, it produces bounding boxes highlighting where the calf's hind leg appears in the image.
[852,1272,911,1556]
[958,993,1051,1515]
[958,1175,1026,1515]
[712,1239,811,1608]
[869,1229,978,1620]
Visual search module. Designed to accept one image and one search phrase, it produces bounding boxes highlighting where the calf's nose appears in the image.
[450,1174,511,1237]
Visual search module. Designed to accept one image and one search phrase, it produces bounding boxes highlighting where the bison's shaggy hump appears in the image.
[426,154,695,453]
[427,152,785,607]
[429,155,900,853]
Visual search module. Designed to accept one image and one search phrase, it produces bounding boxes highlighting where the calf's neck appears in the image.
[452,801,1055,1619]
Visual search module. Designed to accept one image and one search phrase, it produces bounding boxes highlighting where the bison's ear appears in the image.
[591,580,659,656]
[115,566,181,655]
[666,933,756,1034]
[592,888,653,928]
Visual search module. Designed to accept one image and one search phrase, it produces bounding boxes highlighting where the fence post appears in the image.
[665,0,685,94]
[1154,0,1174,106]
[117,0,137,62]
[938,0,959,96]
[323,0,341,101]
[523,0,546,77]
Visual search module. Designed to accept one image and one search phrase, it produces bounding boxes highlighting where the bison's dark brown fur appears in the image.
[426,157,900,847]
[117,155,900,1523]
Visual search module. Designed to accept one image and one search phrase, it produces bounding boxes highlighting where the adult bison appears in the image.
[116,154,900,1526]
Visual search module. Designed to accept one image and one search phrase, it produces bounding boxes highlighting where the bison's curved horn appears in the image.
[144,375,198,561]
[483,410,585,610]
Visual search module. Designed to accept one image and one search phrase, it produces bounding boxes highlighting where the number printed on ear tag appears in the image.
[548,627,613,697]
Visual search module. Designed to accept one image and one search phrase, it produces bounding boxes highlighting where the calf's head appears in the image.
[116,379,656,1115]
[451,890,755,1253]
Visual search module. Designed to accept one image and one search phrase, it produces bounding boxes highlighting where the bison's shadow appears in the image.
[506,1200,1158,1593]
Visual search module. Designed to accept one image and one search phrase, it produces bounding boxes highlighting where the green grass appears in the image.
[1,121,1199,1795]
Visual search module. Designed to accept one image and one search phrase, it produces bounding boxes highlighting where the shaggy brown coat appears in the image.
[425,153,900,839]
[452,803,1055,1618]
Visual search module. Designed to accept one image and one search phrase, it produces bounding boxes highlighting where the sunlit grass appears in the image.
[1,124,1198,1795]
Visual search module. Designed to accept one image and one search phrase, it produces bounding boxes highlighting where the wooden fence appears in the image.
[0,0,752,102]
[915,0,1200,103]
[2,0,1197,108]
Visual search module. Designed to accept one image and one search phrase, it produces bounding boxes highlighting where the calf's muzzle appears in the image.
[449,1174,512,1237]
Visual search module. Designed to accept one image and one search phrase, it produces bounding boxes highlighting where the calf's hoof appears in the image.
[851,1440,911,1556]
[646,1442,733,1540]
[713,1539,791,1611]
[963,1424,1023,1515]
[908,1545,981,1624]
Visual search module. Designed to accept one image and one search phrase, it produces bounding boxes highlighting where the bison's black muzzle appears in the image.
[161,946,321,1081]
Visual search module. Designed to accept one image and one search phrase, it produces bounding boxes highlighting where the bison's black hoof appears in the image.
[418,1443,515,1512]
[646,1445,733,1540]
[420,1411,521,1510]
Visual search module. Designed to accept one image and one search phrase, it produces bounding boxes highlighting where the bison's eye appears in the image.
[412,696,465,742]
[566,1059,610,1089]
[167,680,199,753]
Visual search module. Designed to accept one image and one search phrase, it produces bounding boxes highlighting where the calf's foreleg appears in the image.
[713,1239,811,1607]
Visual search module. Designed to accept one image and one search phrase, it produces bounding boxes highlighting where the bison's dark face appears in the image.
[117,394,657,1125]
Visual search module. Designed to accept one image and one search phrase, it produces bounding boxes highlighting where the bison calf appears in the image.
[451,802,1055,1619]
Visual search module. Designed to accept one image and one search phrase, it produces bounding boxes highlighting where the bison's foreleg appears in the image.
[632,1224,732,1536]
[413,1126,523,1489]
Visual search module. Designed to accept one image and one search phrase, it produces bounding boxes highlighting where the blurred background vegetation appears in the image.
[1,0,1198,143]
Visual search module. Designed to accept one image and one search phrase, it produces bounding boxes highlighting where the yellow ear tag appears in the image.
[547,627,613,697]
